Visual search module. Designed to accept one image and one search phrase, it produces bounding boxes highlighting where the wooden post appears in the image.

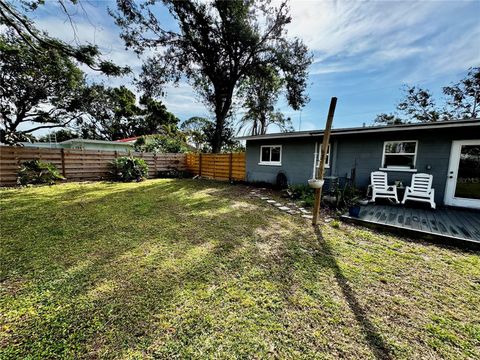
[60,148,66,177]
[312,97,337,226]
[198,153,202,177]
[229,153,233,181]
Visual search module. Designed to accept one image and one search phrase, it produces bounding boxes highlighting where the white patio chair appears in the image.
[402,173,436,209]
[370,171,399,203]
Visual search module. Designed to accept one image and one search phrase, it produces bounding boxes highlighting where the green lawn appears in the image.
[1,179,479,359]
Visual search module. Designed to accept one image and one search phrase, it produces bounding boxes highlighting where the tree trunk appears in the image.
[211,112,226,153]
[211,86,234,153]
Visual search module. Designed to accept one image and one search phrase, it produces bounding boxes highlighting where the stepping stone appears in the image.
[300,209,311,214]
[287,202,295,206]
[260,197,269,200]
[302,214,313,220]
[273,202,282,207]
[287,210,299,215]
[279,206,290,211]
[266,200,276,204]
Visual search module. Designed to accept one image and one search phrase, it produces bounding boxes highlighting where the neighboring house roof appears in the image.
[115,137,139,143]
[60,139,133,146]
[235,118,480,141]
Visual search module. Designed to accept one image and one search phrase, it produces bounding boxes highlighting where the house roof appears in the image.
[235,118,480,141]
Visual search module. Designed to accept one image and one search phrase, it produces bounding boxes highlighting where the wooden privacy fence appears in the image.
[185,153,245,181]
[0,146,186,186]
[0,146,246,185]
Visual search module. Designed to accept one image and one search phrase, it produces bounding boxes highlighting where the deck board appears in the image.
[342,204,480,244]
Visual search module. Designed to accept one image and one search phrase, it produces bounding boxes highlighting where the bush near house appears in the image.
[17,160,64,185]
[109,156,148,182]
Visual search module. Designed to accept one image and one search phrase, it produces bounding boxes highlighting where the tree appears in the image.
[180,116,238,152]
[375,85,441,125]
[134,134,188,153]
[112,0,312,152]
[0,0,129,76]
[443,67,479,119]
[0,31,86,145]
[180,117,210,151]
[373,113,404,126]
[38,129,78,143]
[375,68,480,125]
[77,84,140,140]
[397,85,441,123]
[137,95,180,135]
[238,65,294,135]
[78,85,180,140]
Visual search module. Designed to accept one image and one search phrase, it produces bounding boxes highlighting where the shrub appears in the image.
[157,169,193,179]
[287,184,315,207]
[109,156,148,182]
[17,160,65,185]
[330,219,341,228]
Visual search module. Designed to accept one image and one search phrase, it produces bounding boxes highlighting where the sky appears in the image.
[24,0,480,134]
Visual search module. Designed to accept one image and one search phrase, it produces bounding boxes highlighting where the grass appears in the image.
[1,179,479,359]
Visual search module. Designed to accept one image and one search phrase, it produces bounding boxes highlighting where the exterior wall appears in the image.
[245,125,478,205]
[246,138,318,185]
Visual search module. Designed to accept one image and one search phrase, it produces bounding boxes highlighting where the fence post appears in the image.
[229,153,233,181]
[114,150,118,159]
[60,148,66,177]
[154,154,158,173]
[198,153,202,177]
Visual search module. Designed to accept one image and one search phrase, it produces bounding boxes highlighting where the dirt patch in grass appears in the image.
[1,179,479,359]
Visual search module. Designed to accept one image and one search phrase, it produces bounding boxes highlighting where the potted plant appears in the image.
[339,184,361,217]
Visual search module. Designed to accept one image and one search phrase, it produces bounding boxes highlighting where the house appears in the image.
[237,118,480,210]
[21,139,134,152]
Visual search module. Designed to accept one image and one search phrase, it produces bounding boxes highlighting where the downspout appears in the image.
[312,141,318,179]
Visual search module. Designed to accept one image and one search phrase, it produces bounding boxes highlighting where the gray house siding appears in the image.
[245,126,478,205]
[246,138,318,185]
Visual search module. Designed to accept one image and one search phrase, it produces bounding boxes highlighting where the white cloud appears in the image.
[286,0,480,79]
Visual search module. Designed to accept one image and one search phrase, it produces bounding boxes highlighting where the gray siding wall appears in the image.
[245,126,478,205]
[246,138,332,185]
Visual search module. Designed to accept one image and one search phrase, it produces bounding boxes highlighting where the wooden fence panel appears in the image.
[185,152,245,181]
[0,146,188,186]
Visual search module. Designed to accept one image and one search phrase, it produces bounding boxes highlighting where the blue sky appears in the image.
[28,0,480,133]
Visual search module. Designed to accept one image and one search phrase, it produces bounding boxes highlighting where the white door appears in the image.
[444,140,480,209]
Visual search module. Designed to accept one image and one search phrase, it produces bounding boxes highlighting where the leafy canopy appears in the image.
[0,0,129,76]
[111,0,312,152]
[375,67,480,125]
[0,30,86,144]
[78,85,180,141]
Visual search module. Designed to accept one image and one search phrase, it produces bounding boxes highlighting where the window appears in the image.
[316,143,331,168]
[259,145,282,165]
[382,140,417,170]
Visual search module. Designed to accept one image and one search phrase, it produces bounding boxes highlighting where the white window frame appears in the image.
[316,143,331,169]
[380,140,418,172]
[259,145,282,166]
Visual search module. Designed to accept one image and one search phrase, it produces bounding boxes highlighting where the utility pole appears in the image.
[312,97,337,226]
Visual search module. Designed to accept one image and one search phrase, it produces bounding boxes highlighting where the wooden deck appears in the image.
[342,204,480,244]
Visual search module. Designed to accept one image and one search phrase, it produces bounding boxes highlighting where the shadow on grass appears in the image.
[0,179,280,357]
[314,225,393,360]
